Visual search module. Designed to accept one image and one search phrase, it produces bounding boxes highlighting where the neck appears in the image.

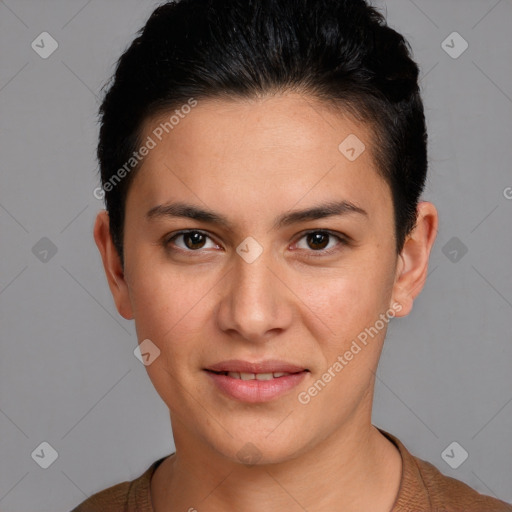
[151,415,402,512]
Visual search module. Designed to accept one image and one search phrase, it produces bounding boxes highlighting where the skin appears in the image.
[94,92,438,512]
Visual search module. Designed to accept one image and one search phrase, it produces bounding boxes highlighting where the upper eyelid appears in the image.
[295,229,347,243]
[166,229,221,247]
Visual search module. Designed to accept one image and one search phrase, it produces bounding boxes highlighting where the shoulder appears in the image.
[413,456,512,512]
[70,456,169,512]
[70,481,132,512]
[379,428,512,512]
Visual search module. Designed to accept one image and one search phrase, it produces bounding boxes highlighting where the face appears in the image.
[95,92,434,464]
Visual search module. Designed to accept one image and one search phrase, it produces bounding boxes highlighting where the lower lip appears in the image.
[205,370,308,403]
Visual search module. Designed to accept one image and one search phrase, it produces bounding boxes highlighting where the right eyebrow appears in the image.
[146,202,233,229]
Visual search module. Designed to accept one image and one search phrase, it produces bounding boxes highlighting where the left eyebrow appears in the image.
[273,200,368,230]
[145,199,368,230]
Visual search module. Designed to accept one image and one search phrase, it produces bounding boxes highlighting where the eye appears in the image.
[164,230,220,252]
[294,230,347,256]
[163,229,348,257]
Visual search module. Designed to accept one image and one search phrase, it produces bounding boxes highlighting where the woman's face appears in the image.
[104,93,411,463]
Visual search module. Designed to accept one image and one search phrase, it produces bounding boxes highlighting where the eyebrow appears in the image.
[146,199,368,230]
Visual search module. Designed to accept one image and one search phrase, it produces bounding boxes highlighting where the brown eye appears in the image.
[306,232,330,250]
[294,230,347,257]
[165,230,218,252]
[183,231,207,250]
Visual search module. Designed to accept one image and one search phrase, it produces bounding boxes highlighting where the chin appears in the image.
[209,429,307,467]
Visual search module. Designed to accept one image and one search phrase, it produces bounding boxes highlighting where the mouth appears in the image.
[206,370,302,380]
[205,359,308,374]
[204,360,310,403]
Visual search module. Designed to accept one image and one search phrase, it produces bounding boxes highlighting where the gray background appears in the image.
[0,0,511,510]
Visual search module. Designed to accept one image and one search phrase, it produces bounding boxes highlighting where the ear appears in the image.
[93,210,134,320]
[391,201,438,317]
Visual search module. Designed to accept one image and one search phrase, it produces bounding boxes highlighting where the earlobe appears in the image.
[391,201,438,317]
[93,210,134,320]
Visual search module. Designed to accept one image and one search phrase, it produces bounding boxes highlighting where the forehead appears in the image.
[127,93,390,226]
[141,93,376,169]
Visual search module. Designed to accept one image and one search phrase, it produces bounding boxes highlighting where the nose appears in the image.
[216,247,294,343]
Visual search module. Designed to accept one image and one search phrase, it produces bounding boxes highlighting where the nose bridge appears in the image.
[235,253,274,306]
[217,244,291,340]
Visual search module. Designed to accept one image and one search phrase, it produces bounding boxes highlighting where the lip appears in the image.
[205,371,308,403]
[204,359,309,403]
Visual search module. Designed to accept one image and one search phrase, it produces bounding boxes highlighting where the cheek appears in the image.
[126,259,217,379]
[301,260,393,341]
[304,265,393,402]
[128,266,211,406]
[126,254,207,334]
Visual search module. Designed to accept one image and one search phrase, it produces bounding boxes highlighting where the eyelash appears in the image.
[163,229,349,258]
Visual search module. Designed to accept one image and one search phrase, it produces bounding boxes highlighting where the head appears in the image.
[94,0,437,464]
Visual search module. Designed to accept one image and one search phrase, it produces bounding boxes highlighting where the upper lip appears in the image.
[205,359,308,374]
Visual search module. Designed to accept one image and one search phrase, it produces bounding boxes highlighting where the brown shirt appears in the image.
[71,430,512,511]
